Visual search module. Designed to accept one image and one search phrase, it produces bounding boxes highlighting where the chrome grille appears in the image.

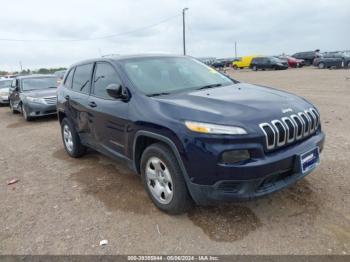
[43,96,57,105]
[259,108,320,151]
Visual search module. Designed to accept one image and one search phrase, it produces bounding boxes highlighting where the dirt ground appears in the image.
[0,67,349,255]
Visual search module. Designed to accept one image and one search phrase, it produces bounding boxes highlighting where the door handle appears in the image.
[88,101,97,108]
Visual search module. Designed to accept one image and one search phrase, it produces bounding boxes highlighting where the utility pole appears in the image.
[234,41,237,58]
[19,61,23,72]
[182,8,189,56]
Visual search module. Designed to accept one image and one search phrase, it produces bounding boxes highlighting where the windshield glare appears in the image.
[121,57,234,95]
[22,77,57,91]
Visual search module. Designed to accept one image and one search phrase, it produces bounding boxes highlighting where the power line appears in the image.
[0,14,181,42]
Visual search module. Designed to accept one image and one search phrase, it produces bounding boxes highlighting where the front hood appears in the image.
[153,83,313,127]
[23,88,57,98]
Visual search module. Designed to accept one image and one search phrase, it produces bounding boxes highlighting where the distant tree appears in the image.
[33,67,67,74]
[20,69,31,75]
[37,68,50,74]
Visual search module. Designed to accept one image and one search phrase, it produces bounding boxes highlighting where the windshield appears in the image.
[120,57,234,95]
[22,77,57,91]
[271,57,284,63]
[0,80,12,88]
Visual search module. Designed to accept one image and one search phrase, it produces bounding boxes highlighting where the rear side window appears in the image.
[64,68,74,89]
[254,58,262,63]
[72,63,94,94]
[92,62,122,99]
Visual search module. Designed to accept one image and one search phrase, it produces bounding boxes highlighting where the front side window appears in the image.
[120,57,233,95]
[92,62,121,99]
[21,77,57,91]
[72,63,93,94]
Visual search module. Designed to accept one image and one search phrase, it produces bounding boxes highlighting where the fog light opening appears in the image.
[220,150,250,164]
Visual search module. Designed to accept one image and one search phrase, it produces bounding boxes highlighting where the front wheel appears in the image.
[9,100,17,114]
[318,62,325,69]
[21,104,31,121]
[140,143,193,214]
[61,118,87,158]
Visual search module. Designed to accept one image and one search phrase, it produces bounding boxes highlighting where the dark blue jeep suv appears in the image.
[57,54,325,214]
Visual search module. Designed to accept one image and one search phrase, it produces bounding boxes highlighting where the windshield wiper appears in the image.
[147,92,171,97]
[196,83,222,90]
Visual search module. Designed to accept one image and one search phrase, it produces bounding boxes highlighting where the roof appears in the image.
[69,54,186,67]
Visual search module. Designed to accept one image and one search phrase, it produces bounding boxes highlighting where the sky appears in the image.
[0,0,349,71]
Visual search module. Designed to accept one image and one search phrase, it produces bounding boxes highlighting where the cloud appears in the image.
[0,0,349,70]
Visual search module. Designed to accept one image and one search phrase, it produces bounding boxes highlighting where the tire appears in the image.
[347,61,350,68]
[252,65,257,71]
[61,118,87,158]
[318,62,325,69]
[233,65,238,70]
[140,143,193,214]
[21,104,31,121]
[9,100,17,114]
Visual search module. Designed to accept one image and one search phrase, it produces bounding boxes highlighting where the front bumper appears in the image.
[185,131,325,205]
[24,102,57,117]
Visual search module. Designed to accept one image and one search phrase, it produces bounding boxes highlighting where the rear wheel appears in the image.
[140,143,193,214]
[61,118,87,158]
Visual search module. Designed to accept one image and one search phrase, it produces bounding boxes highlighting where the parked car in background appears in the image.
[277,56,305,68]
[313,52,350,69]
[57,54,324,214]
[211,58,235,69]
[250,57,288,71]
[232,56,257,69]
[0,79,12,105]
[292,51,320,66]
[9,75,58,121]
[54,69,66,85]
[197,57,216,66]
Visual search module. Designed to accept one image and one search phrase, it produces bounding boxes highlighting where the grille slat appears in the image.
[259,108,320,151]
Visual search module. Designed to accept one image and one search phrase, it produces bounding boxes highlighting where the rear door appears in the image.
[88,62,129,157]
[67,63,95,146]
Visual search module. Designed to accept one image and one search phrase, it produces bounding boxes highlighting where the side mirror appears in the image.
[106,84,128,100]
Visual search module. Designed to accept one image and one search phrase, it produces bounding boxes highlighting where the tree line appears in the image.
[0,67,66,76]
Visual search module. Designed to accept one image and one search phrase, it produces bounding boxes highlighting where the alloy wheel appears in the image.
[63,124,74,153]
[22,105,28,120]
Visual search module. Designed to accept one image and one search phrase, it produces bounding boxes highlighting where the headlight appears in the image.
[26,96,45,103]
[0,89,8,96]
[185,121,247,135]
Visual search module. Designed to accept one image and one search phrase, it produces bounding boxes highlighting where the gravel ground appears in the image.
[0,67,349,255]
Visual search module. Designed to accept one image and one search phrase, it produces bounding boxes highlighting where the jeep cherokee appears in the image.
[57,54,325,214]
